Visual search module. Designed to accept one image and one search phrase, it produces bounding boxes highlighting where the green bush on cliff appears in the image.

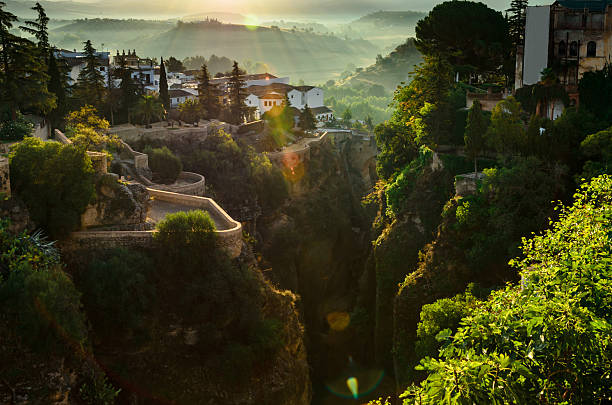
[401,175,612,404]
[146,146,182,184]
[454,157,566,272]
[77,248,154,338]
[154,210,284,380]
[9,137,96,238]
[0,221,88,354]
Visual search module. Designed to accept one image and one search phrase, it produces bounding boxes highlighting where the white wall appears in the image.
[523,6,551,86]
[305,88,324,108]
[288,89,303,108]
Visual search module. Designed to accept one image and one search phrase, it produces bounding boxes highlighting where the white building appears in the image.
[169,89,197,108]
[244,82,329,120]
[55,49,110,86]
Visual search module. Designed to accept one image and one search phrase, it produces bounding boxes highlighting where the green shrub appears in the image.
[79,374,120,405]
[77,248,154,337]
[0,263,88,353]
[154,210,216,268]
[147,146,182,184]
[0,220,60,273]
[0,119,33,141]
[401,175,612,404]
[9,137,95,238]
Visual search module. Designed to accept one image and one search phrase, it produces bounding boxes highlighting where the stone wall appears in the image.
[0,157,10,197]
[148,172,205,196]
[67,188,243,258]
[54,129,72,145]
[455,172,486,197]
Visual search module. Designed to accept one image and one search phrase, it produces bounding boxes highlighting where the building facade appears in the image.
[517,0,612,106]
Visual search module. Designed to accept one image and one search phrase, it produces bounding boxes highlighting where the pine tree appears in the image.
[159,57,169,111]
[73,40,106,107]
[0,2,19,118]
[464,100,488,174]
[117,58,141,123]
[228,61,247,125]
[47,49,69,129]
[19,2,49,54]
[507,0,529,50]
[299,104,316,130]
[197,63,219,119]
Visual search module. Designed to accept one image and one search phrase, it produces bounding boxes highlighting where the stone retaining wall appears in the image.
[147,172,205,196]
[0,157,10,197]
[67,189,243,258]
[54,129,72,145]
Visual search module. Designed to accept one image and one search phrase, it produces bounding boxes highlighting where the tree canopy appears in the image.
[415,1,510,74]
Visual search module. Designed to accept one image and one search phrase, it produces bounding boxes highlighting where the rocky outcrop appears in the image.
[80,174,150,230]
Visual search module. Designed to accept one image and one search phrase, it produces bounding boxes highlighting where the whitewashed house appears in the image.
[244,82,330,120]
[169,89,197,108]
[55,49,110,86]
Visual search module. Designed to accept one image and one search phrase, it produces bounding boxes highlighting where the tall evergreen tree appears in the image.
[299,104,316,130]
[47,49,69,129]
[73,40,106,107]
[159,57,169,111]
[0,1,19,118]
[228,61,247,125]
[197,63,219,119]
[116,58,141,123]
[19,2,49,54]
[464,100,488,174]
[507,0,529,50]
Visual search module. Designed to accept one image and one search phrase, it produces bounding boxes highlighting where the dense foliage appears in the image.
[9,137,95,238]
[401,175,612,404]
[76,248,154,338]
[145,145,182,184]
[0,220,88,354]
[153,210,285,379]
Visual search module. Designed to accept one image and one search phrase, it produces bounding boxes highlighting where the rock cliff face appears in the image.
[80,174,150,230]
[257,142,378,399]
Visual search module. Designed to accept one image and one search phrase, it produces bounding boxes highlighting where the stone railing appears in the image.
[66,189,243,258]
[54,129,72,144]
[118,139,149,171]
[0,157,10,197]
[455,172,486,197]
[147,171,205,196]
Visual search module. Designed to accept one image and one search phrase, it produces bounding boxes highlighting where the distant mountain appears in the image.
[48,19,380,83]
[339,38,422,91]
[352,10,426,27]
[4,0,106,19]
[181,12,247,24]
[337,10,426,49]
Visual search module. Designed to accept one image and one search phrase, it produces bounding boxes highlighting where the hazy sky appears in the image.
[33,0,513,20]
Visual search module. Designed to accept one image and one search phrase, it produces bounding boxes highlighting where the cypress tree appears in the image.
[228,61,247,125]
[299,104,316,130]
[464,100,488,174]
[117,58,141,123]
[159,57,169,111]
[47,49,69,129]
[197,63,219,119]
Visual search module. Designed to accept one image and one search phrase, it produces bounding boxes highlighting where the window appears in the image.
[100,66,105,71]
[570,41,578,56]
[558,41,566,56]
[587,41,597,57]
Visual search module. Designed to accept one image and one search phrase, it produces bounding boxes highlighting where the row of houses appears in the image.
[54,49,334,122]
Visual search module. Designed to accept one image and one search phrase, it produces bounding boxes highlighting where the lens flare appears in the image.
[244,14,259,31]
[325,357,385,400]
[327,311,350,331]
[346,377,358,399]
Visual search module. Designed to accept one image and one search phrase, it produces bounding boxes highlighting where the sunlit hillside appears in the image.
[49,19,380,83]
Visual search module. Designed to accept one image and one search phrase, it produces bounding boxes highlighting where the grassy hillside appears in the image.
[338,11,426,49]
[339,38,422,91]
